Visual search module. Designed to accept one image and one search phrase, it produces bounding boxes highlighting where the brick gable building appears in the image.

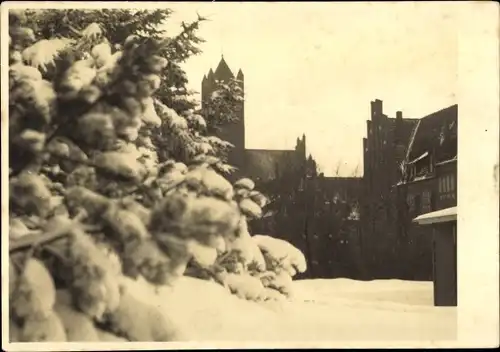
[202,57,364,279]
[202,58,458,281]
[362,100,458,280]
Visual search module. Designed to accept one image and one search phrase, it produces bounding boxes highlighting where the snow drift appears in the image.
[123,276,457,342]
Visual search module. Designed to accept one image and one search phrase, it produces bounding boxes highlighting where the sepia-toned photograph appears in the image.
[2,1,498,350]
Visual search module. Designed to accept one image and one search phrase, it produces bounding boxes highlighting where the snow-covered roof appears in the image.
[408,151,429,165]
[404,119,422,164]
[413,206,457,225]
[412,174,433,182]
[397,104,458,186]
[435,156,457,166]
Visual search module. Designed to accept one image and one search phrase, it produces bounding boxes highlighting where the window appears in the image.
[414,194,421,214]
[407,194,415,212]
[450,174,456,200]
[298,179,304,192]
[439,176,450,193]
[439,173,457,201]
[417,165,429,176]
[430,191,437,210]
[422,190,432,213]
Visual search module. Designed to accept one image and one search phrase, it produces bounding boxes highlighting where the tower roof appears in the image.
[236,68,244,80]
[214,55,234,81]
[207,68,215,81]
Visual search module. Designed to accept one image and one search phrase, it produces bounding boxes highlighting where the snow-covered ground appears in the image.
[124,276,457,343]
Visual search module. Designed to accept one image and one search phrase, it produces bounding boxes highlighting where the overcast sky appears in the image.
[162,2,458,176]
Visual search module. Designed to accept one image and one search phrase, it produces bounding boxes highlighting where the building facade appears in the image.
[202,59,459,281]
[396,104,457,281]
[361,99,419,278]
[362,100,458,280]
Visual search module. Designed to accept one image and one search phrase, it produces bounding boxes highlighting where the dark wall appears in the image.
[395,161,457,281]
[251,173,365,280]
[433,222,457,306]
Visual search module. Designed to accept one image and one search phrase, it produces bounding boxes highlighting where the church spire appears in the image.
[214,55,234,82]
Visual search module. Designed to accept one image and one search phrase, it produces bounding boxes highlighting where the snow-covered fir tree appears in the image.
[7,8,307,342]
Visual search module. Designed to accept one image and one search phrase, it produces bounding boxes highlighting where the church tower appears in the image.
[201,56,245,174]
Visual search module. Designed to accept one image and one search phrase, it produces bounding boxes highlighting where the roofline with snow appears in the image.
[413,206,457,225]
